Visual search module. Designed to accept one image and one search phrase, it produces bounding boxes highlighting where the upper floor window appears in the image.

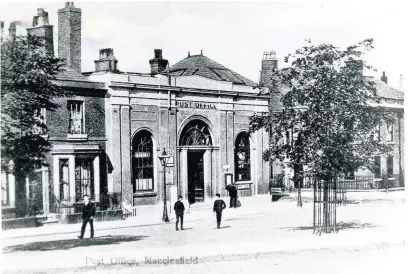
[370,123,380,141]
[235,132,251,181]
[33,108,46,135]
[387,122,393,142]
[68,101,84,134]
[387,156,394,176]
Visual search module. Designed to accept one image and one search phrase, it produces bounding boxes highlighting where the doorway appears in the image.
[187,150,205,204]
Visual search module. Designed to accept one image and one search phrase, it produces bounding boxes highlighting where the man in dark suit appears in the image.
[213,193,226,229]
[226,184,238,208]
[78,195,96,239]
[174,195,185,231]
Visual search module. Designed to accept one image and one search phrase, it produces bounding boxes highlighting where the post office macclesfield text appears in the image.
[176,101,216,110]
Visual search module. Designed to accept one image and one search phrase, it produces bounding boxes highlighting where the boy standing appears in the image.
[174,196,185,231]
[213,193,226,229]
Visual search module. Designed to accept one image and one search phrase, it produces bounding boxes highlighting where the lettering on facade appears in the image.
[176,101,216,110]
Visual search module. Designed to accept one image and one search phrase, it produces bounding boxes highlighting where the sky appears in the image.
[1,0,406,90]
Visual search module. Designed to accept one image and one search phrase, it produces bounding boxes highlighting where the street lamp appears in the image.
[158,148,171,222]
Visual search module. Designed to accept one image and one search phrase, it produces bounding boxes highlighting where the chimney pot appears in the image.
[188,52,190,57]
[149,49,168,75]
[381,71,388,84]
[65,2,74,7]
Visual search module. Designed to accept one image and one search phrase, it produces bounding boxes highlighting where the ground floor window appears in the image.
[374,156,381,178]
[387,156,394,176]
[132,130,154,192]
[1,172,9,206]
[59,159,70,200]
[75,157,94,201]
[235,132,251,181]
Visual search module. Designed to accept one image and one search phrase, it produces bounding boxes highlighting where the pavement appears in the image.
[1,190,407,273]
[1,190,406,239]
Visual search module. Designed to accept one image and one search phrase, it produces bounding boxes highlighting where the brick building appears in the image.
[259,52,405,188]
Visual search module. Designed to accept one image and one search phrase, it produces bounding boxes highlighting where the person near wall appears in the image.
[78,195,96,239]
[226,184,238,208]
[213,193,226,229]
[174,195,185,231]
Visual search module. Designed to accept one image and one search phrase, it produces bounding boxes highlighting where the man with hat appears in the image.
[174,195,185,231]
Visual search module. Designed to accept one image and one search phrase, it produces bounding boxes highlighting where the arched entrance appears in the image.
[179,119,213,204]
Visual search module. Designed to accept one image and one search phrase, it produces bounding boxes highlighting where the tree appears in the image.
[1,34,65,216]
[250,39,393,231]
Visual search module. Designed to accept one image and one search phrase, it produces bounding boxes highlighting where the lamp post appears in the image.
[158,148,170,222]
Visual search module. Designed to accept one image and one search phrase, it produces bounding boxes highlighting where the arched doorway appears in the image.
[179,119,213,204]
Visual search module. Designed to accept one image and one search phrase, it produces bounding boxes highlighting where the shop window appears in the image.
[132,130,154,192]
[1,172,9,206]
[387,122,393,142]
[75,157,94,201]
[374,156,381,178]
[235,132,251,181]
[68,101,84,134]
[59,159,70,200]
[387,156,393,176]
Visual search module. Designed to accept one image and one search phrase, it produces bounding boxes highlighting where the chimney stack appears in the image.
[381,71,388,84]
[259,51,278,87]
[149,49,168,75]
[27,8,54,55]
[58,2,81,72]
[94,48,118,72]
[8,22,16,37]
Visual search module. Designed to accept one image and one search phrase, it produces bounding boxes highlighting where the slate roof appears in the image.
[163,54,257,86]
[367,77,404,100]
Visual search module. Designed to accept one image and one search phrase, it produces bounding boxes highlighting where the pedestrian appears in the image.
[226,184,238,208]
[174,195,185,231]
[213,193,226,229]
[78,195,96,239]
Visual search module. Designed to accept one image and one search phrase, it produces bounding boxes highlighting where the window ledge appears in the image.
[67,134,88,140]
[134,192,157,198]
[235,181,253,184]
[386,142,396,145]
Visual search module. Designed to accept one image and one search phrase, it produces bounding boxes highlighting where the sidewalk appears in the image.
[1,191,405,239]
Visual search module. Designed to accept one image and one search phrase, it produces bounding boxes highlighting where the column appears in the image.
[121,105,132,209]
[42,167,50,214]
[69,156,75,202]
[93,155,100,202]
[53,156,60,202]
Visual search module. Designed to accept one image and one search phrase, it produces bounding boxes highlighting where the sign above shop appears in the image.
[176,101,216,110]
[236,183,251,190]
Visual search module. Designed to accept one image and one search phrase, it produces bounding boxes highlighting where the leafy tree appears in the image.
[250,39,393,213]
[1,34,65,216]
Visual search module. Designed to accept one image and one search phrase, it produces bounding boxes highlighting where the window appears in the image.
[132,131,154,192]
[1,172,9,206]
[75,157,94,201]
[235,132,251,181]
[33,108,46,135]
[387,156,393,176]
[68,101,84,134]
[374,156,381,178]
[370,123,380,141]
[387,122,393,142]
[179,120,212,146]
[59,159,70,200]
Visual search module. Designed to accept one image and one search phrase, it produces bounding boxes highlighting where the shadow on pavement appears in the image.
[281,221,378,232]
[214,226,231,229]
[3,235,148,253]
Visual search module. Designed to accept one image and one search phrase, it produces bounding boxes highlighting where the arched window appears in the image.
[235,132,251,181]
[180,120,212,146]
[132,130,154,192]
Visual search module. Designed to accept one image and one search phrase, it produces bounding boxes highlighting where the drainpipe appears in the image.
[398,112,402,185]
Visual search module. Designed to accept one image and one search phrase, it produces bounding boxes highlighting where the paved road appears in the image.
[2,198,406,273]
